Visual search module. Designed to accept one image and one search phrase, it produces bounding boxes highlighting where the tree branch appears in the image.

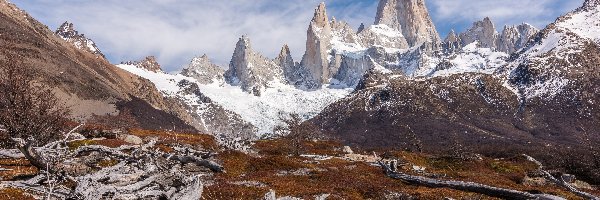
[523,154,600,200]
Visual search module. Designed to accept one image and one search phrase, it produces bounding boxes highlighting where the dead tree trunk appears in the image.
[378,161,565,200]
[523,155,600,200]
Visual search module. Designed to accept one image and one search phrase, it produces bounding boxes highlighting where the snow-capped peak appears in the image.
[55,21,104,57]
[121,56,163,73]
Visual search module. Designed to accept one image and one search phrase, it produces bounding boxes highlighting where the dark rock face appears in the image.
[310,0,600,182]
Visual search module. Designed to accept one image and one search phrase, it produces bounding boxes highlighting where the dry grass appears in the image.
[0,158,38,181]
[129,129,218,150]
[0,188,35,200]
[204,139,513,199]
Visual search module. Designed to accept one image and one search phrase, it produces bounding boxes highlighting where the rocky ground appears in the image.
[0,125,598,199]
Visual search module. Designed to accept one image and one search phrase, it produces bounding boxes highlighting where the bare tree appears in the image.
[0,53,70,172]
[273,113,321,156]
[0,54,70,147]
[404,125,423,153]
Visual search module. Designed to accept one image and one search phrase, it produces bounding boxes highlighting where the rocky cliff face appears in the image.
[454,18,538,54]
[180,54,224,85]
[300,2,333,87]
[374,0,441,51]
[443,29,462,53]
[459,17,498,49]
[298,0,442,88]
[225,36,284,96]
[121,56,163,73]
[277,45,308,86]
[55,21,105,58]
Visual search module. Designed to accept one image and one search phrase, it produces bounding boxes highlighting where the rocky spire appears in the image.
[181,54,225,84]
[459,17,498,49]
[357,23,365,33]
[277,45,294,76]
[313,2,329,28]
[374,0,441,50]
[300,2,333,88]
[122,56,162,72]
[277,44,303,85]
[496,23,538,54]
[225,36,283,96]
[55,21,104,57]
[443,29,462,52]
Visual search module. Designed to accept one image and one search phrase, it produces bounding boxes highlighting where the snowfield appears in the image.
[117,64,352,136]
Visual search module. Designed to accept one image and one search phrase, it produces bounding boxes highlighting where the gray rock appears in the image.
[225,36,284,96]
[119,134,143,145]
[121,56,163,73]
[497,23,539,54]
[300,2,333,87]
[181,54,225,84]
[459,17,498,49]
[342,146,354,154]
[374,0,442,51]
[55,21,105,58]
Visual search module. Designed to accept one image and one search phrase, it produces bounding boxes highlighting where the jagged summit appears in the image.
[459,17,497,49]
[454,17,538,54]
[301,2,333,87]
[374,0,441,50]
[357,23,365,33]
[225,36,283,96]
[55,21,104,57]
[443,29,462,52]
[312,2,329,27]
[122,56,162,72]
[181,54,224,84]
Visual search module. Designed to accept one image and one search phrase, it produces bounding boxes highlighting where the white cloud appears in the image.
[15,0,377,72]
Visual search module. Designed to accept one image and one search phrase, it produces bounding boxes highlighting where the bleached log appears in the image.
[378,161,565,200]
[0,149,25,158]
[5,139,218,199]
[523,155,600,200]
[162,153,224,173]
[73,145,130,160]
[11,138,53,173]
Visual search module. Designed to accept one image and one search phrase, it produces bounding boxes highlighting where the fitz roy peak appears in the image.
[374,0,442,51]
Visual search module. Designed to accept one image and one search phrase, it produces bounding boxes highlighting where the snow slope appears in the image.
[117,64,352,136]
[431,42,508,77]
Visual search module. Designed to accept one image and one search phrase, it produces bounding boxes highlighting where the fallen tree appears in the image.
[378,160,567,200]
[523,155,599,200]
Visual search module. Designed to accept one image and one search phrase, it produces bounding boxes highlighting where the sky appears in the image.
[13,0,584,72]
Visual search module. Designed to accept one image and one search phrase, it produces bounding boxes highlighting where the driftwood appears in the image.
[2,129,223,199]
[523,155,600,200]
[378,161,566,200]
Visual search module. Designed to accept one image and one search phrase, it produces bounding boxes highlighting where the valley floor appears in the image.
[0,128,598,199]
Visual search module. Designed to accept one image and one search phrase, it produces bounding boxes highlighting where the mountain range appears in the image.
[1,0,600,181]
